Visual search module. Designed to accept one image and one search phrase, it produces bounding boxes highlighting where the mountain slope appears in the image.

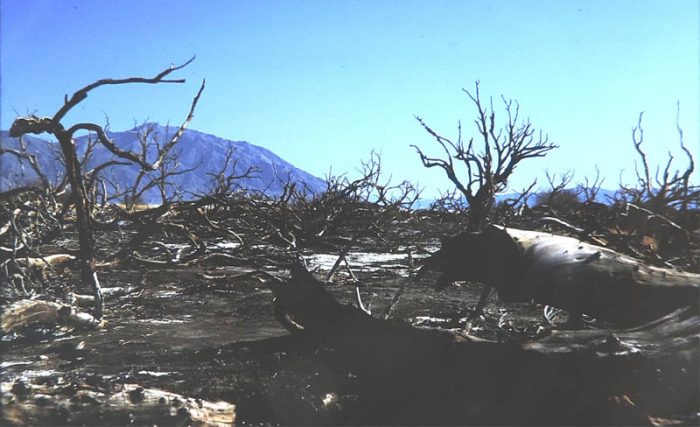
[0,124,326,202]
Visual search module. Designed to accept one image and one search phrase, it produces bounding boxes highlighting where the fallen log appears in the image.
[419,225,700,327]
[1,380,235,426]
[524,307,698,357]
[270,265,699,426]
[8,254,77,282]
[1,299,103,334]
[15,253,76,270]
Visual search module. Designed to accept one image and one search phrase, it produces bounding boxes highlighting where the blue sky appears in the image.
[1,0,698,197]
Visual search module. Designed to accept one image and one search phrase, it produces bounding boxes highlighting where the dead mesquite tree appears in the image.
[8,58,205,318]
[412,82,557,231]
[535,170,581,212]
[577,166,605,205]
[619,108,699,215]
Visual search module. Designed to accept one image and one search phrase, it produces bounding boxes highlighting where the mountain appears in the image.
[0,131,64,191]
[414,188,620,210]
[0,124,326,202]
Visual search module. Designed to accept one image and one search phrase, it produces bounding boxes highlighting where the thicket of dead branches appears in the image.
[2,70,698,332]
[1,77,420,318]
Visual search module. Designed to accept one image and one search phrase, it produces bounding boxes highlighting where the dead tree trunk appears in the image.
[1,299,102,333]
[420,225,700,327]
[270,265,699,426]
[1,381,235,426]
[56,127,103,317]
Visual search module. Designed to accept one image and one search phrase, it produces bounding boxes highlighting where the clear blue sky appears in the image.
[1,0,698,197]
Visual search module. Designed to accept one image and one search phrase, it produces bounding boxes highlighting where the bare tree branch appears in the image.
[51,57,195,125]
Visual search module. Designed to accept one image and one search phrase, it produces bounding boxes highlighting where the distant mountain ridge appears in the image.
[413,188,620,210]
[0,123,326,202]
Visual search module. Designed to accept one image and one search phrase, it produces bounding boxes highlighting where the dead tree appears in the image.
[577,166,605,205]
[419,225,700,327]
[271,264,699,425]
[412,81,557,231]
[1,380,235,426]
[8,58,205,318]
[618,107,699,215]
[535,170,580,212]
